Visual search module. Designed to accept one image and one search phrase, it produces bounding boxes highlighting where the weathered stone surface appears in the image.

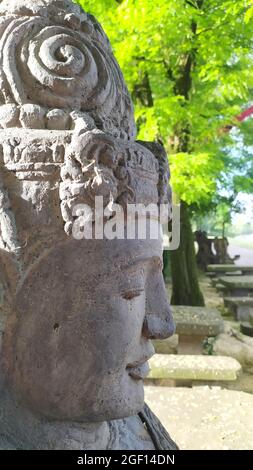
[225,297,253,306]
[224,297,253,321]
[46,109,70,131]
[19,105,47,129]
[145,386,253,450]
[213,334,253,372]
[219,275,253,289]
[148,354,241,381]
[0,315,5,351]
[216,283,228,294]
[212,322,253,373]
[153,336,178,355]
[0,104,20,128]
[208,264,253,275]
[153,307,223,356]
[0,0,177,450]
[172,305,224,336]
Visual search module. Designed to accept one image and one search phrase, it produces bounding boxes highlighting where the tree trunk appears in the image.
[131,1,205,306]
[222,221,225,238]
[170,202,205,306]
[169,0,205,306]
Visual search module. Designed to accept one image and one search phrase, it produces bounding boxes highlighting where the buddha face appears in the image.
[2,235,174,422]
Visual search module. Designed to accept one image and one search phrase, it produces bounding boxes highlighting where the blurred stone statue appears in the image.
[0,0,178,450]
[213,237,240,265]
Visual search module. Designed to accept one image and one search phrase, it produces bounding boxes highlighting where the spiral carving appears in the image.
[0,16,117,112]
[0,0,136,138]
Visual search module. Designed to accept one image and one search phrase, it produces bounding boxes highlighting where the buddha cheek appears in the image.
[83,296,145,384]
[104,296,146,368]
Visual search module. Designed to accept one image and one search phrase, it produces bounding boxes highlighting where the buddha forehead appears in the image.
[62,236,163,270]
[21,236,164,287]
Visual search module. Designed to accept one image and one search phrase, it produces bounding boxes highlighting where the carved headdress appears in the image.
[0,0,170,266]
[0,0,136,138]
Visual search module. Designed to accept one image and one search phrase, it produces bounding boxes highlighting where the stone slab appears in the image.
[153,336,178,355]
[148,354,241,381]
[212,321,253,373]
[211,278,220,287]
[224,297,253,322]
[206,272,217,278]
[172,306,224,337]
[219,276,253,289]
[208,265,253,274]
[216,283,228,294]
[223,271,242,276]
[177,334,206,355]
[224,297,253,307]
[145,386,253,449]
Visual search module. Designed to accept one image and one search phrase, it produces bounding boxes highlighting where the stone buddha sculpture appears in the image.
[0,0,178,450]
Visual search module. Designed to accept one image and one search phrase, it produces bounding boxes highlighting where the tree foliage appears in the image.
[76,0,253,208]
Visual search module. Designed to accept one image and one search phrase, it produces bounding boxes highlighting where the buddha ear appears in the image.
[0,249,19,310]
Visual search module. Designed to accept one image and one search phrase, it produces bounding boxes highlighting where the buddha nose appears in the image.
[142,276,175,340]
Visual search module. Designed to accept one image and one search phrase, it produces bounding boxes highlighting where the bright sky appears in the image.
[232,193,253,225]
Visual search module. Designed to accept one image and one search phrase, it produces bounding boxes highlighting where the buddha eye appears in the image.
[121,288,144,300]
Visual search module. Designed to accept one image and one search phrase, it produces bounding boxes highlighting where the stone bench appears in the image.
[219,275,253,297]
[216,283,228,295]
[206,272,217,279]
[207,265,253,276]
[211,272,242,288]
[166,306,224,354]
[210,277,220,288]
[153,335,179,355]
[147,354,242,387]
[224,297,253,321]
[211,274,242,289]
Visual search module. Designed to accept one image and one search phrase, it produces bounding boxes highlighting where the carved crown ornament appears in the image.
[0,0,136,139]
[0,0,170,264]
